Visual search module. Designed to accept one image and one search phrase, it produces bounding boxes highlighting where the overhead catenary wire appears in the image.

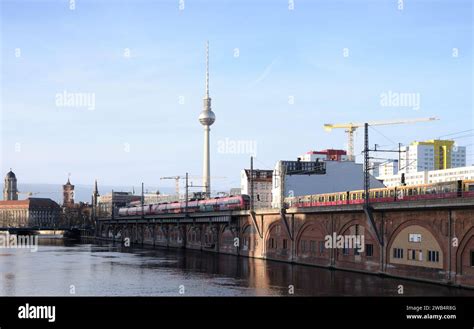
[438,129,474,139]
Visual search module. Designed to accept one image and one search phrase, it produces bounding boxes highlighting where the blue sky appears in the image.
[1,0,472,192]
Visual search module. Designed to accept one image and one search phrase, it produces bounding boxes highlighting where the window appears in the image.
[366,244,373,257]
[270,238,276,249]
[427,250,439,262]
[470,251,474,267]
[300,240,307,253]
[393,248,403,259]
[409,233,422,243]
[408,249,423,261]
[283,239,288,249]
[343,243,350,256]
[319,241,325,255]
[310,240,317,253]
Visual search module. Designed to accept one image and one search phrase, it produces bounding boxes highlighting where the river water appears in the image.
[0,239,472,296]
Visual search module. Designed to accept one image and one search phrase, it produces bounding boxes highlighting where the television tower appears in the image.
[198,41,215,197]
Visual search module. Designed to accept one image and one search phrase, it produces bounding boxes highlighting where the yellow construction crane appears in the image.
[16,191,40,197]
[16,191,55,198]
[160,175,226,196]
[160,176,183,197]
[323,117,438,161]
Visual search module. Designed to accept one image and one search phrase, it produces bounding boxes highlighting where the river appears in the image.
[0,238,472,296]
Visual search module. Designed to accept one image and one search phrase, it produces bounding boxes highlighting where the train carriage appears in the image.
[283,179,474,210]
[118,194,251,217]
[462,180,474,197]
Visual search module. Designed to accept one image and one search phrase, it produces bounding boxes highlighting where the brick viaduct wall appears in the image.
[98,205,474,289]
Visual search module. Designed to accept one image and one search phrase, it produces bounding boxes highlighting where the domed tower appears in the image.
[63,175,75,208]
[3,169,18,200]
[198,41,216,198]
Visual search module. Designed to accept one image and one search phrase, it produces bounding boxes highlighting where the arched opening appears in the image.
[388,225,443,269]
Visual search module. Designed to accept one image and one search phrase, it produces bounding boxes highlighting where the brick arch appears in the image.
[132,225,144,243]
[337,218,375,239]
[242,223,258,236]
[219,225,237,253]
[335,218,379,262]
[186,224,200,235]
[241,224,259,254]
[112,225,125,240]
[155,225,167,243]
[264,221,289,244]
[143,225,154,244]
[456,226,474,274]
[102,225,112,238]
[219,224,237,237]
[168,225,183,243]
[121,225,133,242]
[295,221,329,256]
[186,225,200,245]
[201,224,217,248]
[265,220,291,260]
[386,218,446,268]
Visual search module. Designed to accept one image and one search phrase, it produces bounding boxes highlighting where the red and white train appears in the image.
[118,194,250,217]
[117,180,474,216]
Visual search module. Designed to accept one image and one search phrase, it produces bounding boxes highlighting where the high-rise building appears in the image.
[400,140,466,173]
[198,41,215,197]
[3,170,18,201]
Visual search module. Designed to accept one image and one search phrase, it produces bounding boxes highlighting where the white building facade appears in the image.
[380,166,474,187]
[271,160,385,208]
[399,140,466,174]
[371,160,399,178]
[241,169,273,209]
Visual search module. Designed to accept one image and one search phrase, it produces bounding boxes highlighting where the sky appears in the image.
[1,0,473,194]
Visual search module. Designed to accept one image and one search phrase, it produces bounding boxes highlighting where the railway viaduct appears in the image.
[97,198,474,288]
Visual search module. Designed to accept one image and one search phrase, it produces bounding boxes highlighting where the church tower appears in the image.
[63,175,75,208]
[3,170,18,201]
[91,179,100,223]
[92,179,99,206]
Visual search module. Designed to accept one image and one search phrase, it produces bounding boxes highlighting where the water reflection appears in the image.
[0,239,472,296]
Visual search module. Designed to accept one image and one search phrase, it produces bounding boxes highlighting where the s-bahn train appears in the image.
[285,179,474,208]
[118,194,251,217]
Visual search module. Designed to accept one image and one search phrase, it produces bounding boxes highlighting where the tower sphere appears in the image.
[199,109,215,126]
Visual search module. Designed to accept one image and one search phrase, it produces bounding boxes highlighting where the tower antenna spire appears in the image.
[198,40,215,198]
[206,40,210,99]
